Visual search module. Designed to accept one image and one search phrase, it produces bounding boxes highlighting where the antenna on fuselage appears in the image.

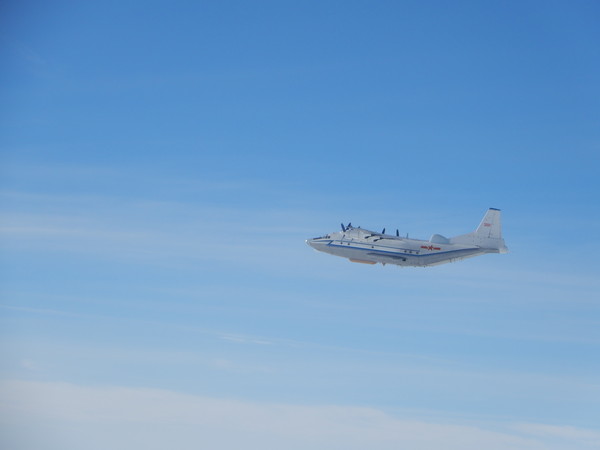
[381,228,385,234]
[396,229,399,237]
[341,223,346,232]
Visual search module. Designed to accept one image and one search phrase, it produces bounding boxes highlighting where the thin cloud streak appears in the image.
[2,380,595,450]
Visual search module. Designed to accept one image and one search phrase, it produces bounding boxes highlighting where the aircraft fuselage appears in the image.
[306,209,508,267]
[307,229,493,267]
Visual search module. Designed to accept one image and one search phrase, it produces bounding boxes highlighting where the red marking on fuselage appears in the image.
[484,223,492,227]
[420,245,441,251]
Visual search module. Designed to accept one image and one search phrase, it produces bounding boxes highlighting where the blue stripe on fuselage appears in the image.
[327,241,474,259]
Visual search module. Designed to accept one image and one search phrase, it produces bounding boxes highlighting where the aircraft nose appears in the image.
[306,238,324,250]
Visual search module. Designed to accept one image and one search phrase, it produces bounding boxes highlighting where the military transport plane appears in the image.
[306,208,508,267]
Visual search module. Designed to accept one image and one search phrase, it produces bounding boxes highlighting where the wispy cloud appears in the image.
[513,423,600,448]
[9,41,47,66]
[218,333,273,346]
[0,208,308,271]
[3,380,597,450]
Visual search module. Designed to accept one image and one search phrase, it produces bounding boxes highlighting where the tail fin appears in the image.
[475,208,502,240]
[450,208,508,253]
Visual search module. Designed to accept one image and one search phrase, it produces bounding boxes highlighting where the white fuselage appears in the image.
[306,227,499,267]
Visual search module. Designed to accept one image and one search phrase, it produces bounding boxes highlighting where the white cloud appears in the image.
[1,380,597,450]
[513,423,600,447]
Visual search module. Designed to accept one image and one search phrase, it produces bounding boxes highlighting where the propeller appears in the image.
[381,228,386,234]
[341,223,346,232]
[396,229,399,237]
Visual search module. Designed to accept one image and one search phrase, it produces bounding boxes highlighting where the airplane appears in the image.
[306,208,508,267]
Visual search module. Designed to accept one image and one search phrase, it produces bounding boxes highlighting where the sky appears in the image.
[1,1,600,449]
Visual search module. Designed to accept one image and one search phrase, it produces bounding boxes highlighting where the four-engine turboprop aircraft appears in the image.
[306,208,508,267]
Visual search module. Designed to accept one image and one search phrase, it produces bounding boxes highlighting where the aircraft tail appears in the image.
[450,208,508,253]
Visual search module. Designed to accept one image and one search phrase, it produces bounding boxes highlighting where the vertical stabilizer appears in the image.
[450,208,508,252]
[475,208,502,240]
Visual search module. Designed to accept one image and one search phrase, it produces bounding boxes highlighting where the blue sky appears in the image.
[1,1,600,449]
